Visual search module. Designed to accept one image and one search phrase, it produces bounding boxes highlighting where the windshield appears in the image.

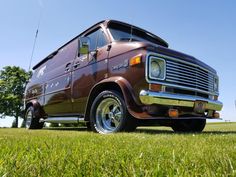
[108,22,168,47]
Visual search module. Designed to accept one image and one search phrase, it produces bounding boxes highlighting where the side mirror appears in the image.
[79,37,90,55]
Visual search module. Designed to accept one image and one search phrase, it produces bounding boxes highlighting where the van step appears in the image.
[40,117,84,124]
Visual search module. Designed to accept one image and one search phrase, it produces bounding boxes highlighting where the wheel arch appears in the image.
[84,76,143,121]
[25,100,46,119]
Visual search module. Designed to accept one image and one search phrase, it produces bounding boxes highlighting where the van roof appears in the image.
[32,20,106,70]
[33,20,168,70]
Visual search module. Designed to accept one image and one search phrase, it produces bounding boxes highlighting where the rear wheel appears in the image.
[25,106,44,129]
[171,119,206,133]
[89,90,137,134]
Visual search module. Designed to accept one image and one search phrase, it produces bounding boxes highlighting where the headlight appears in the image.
[149,57,166,80]
[213,77,219,92]
[151,61,161,77]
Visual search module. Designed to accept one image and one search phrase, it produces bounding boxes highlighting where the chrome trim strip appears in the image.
[41,117,83,123]
[165,78,198,87]
[166,74,211,87]
[166,69,213,84]
[139,90,223,111]
[44,87,71,96]
[25,94,44,101]
[166,61,211,77]
[165,79,211,91]
[166,66,214,81]
[158,53,216,75]
[145,52,219,95]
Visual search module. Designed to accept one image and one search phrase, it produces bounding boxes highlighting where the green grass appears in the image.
[0,123,236,177]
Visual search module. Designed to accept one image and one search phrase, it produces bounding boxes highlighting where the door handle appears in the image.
[65,63,71,72]
[73,62,80,69]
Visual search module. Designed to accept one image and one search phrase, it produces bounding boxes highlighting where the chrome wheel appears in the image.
[90,90,137,134]
[25,109,32,129]
[96,97,123,133]
[25,106,44,129]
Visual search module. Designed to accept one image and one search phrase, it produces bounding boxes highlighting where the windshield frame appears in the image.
[106,21,168,47]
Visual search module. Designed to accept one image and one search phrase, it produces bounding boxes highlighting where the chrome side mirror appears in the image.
[79,37,90,55]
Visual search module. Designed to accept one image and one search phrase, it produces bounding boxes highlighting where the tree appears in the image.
[0,66,31,128]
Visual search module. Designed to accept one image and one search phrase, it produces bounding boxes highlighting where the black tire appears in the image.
[25,106,44,129]
[171,119,206,133]
[89,90,137,134]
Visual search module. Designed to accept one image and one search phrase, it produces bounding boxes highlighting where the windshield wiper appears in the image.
[119,38,140,42]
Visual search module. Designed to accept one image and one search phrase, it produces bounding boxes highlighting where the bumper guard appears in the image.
[139,90,223,111]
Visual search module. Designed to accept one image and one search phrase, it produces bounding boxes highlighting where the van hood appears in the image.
[150,45,216,74]
[109,41,216,74]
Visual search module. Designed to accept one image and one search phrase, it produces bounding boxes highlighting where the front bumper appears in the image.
[139,90,223,111]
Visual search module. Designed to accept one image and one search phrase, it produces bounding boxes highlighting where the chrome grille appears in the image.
[165,59,215,93]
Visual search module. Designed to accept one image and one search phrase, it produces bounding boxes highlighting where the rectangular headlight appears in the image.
[149,57,166,80]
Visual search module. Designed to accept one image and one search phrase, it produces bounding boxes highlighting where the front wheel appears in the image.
[25,106,44,129]
[89,90,137,134]
[171,119,206,133]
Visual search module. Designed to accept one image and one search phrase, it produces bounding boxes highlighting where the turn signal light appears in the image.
[168,109,179,118]
[149,84,162,92]
[214,112,220,118]
[130,54,142,66]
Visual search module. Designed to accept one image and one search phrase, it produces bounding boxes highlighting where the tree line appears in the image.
[0,66,31,127]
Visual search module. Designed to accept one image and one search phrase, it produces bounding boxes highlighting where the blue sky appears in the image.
[0,0,236,126]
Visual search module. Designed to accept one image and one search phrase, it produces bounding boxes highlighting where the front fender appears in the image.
[85,76,150,120]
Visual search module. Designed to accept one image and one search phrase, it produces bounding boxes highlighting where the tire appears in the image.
[89,90,137,134]
[25,106,44,129]
[171,119,206,133]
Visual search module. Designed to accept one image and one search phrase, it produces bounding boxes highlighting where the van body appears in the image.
[24,20,223,133]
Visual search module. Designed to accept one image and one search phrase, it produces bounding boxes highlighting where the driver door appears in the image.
[72,27,110,114]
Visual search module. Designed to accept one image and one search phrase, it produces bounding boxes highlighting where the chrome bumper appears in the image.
[139,90,223,111]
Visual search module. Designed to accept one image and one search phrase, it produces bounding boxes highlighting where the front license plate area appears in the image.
[194,101,207,113]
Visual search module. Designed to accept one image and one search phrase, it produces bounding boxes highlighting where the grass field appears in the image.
[0,123,235,177]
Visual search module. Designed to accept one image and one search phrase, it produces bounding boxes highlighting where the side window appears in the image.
[44,39,78,75]
[97,29,107,48]
[85,28,107,51]
[86,31,98,51]
[58,39,78,63]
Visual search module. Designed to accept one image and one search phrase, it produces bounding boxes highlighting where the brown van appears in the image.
[24,20,223,133]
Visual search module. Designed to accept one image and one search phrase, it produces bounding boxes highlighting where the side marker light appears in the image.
[130,54,142,66]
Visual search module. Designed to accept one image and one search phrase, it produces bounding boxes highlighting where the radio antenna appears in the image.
[129,26,133,42]
[28,8,43,71]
